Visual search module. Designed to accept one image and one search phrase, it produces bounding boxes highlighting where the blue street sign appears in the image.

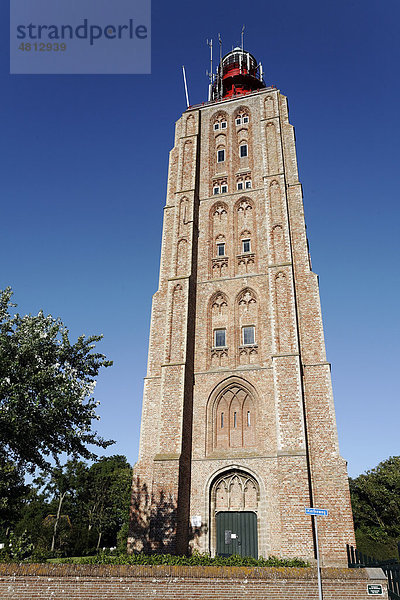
[305,507,328,516]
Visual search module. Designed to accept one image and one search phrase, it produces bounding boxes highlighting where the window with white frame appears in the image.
[217,242,225,256]
[213,185,220,195]
[217,149,225,162]
[240,144,248,158]
[242,238,251,253]
[245,180,252,189]
[236,114,249,125]
[242,325,255,346]
[237,181,244,190]
[214,328,226,347]
[221,121,227,129]
[221,184,228,194]
[214,122,219,131]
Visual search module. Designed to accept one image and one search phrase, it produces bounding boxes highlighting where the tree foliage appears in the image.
[4,455,133,556]
[350,456,400,558]
[76,455,132,552]
[0,460,29,534]
[0,287,113,472]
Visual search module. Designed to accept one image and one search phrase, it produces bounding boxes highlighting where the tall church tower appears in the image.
[129,47,355,565]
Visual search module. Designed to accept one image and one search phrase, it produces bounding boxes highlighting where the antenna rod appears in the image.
[207,39,213,101]
[241,25,245,50]
[218,33,223,99]
[182,65,190,108]
[207,38,213,80]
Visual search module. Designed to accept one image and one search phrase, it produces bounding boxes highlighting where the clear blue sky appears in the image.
[1,0,399,478]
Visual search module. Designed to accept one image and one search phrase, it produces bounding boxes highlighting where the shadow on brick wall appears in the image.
[127,477,207,555]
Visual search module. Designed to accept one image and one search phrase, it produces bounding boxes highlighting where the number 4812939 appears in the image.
[18,43,66,51]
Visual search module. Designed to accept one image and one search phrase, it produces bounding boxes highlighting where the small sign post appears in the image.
[305,507,329,600]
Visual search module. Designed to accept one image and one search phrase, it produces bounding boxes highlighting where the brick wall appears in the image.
[0,564,387,600]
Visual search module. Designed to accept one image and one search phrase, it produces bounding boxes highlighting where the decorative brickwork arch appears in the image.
[264,94,275,118]
[181,139,194,189]
[265,122,279,175]
[207,466,261,557]
[234,197,257,275]
[233,105,250,121]
[209,202,229,279]
[235,288,259,365]
[208,292,229,368]
[274,271,295,353]
[175,238,188,276]
[178,196,189,236]
[211,110,228,131]
[185,114,195,136]
[206,377,259,454]
[212,470,260,511]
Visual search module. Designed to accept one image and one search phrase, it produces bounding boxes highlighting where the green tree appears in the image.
[35,460,87,552]
[350,456,400,559]
[0,459,29,538]
[13,487,52,553]
[0,287,114,472]
[77,455,132,551]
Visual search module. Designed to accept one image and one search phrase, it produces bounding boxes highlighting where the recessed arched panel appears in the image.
[272,224,285,264]
[209,202,229,280]
[185,114,195,136]
[176,238,188,276]
[178,196,189,236]
[243,395,256,447]
[208,292,229,369]
[168,283,185,363]
[216,396,229,449]
[264,95,275,119]
[207,378,259,454]
[269,180,282,224]
[274,272,295,353]
[266,122,279,175]
[229,397,242,448]
[181,139,194,189]
[234,198,256,275]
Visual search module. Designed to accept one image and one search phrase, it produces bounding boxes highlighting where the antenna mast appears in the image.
[182,65,190,108]
[206,39,213,101]
[218,33,223,99]
[239,25,245,73]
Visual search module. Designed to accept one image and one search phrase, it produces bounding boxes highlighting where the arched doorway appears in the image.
[210,470,259,558]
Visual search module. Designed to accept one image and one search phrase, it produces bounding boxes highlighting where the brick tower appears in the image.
[128,46,355,565]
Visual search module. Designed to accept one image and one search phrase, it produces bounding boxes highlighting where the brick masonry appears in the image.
[128,83,356,564]
[0,564,388,600]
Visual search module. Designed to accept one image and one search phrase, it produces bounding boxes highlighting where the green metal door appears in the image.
[216,511,258,558]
